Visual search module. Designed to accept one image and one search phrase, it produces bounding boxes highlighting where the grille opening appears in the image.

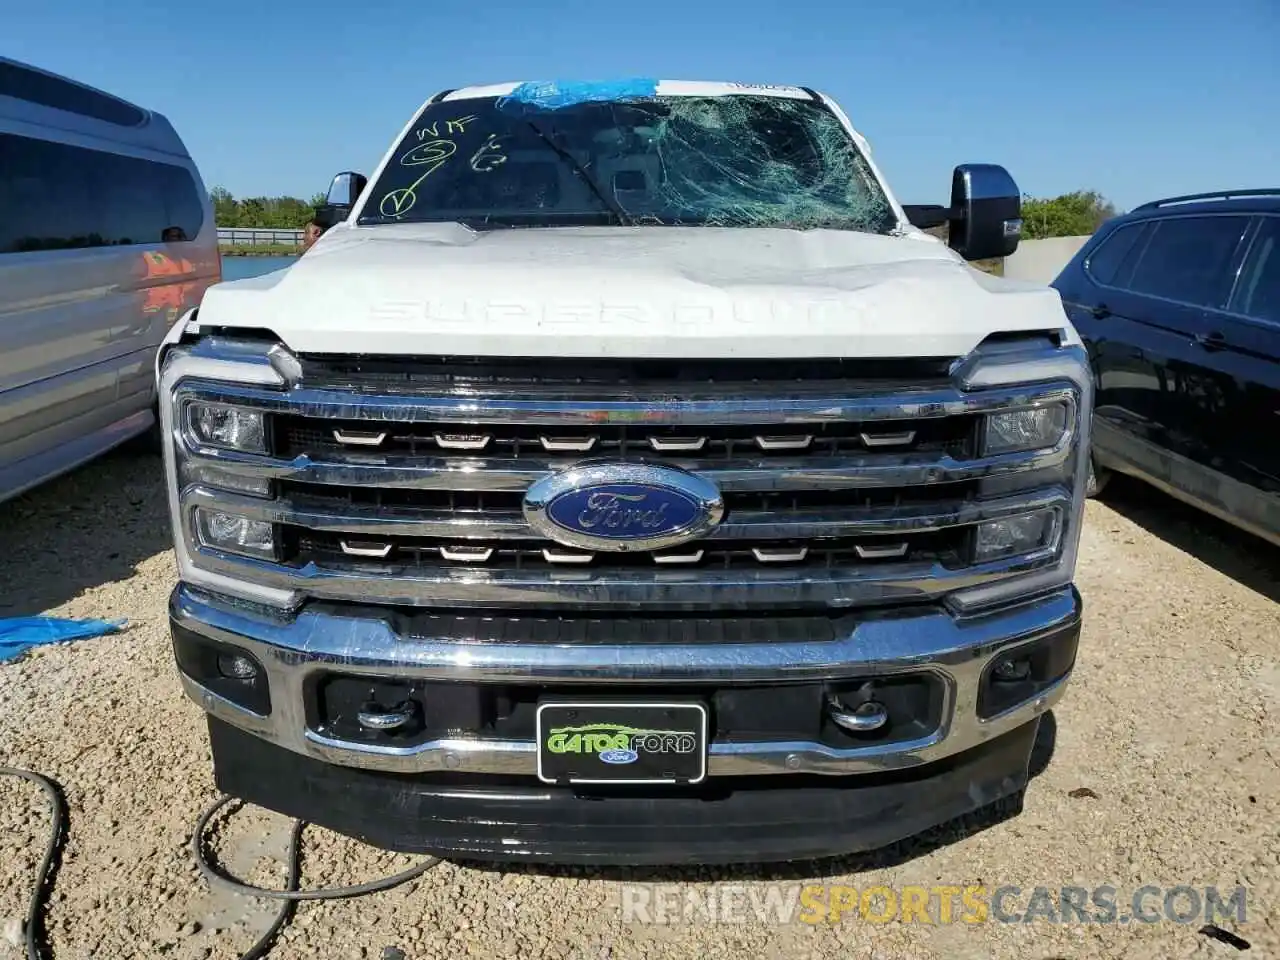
[185,352,1072,611]
[286,529,970,572]
[280,480,981,514]
[274,414,978,460]
[303,674,945,749]
[294,355,958,391]
[308,602,858,634]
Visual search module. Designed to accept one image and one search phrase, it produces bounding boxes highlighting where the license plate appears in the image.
[535,701,708,785]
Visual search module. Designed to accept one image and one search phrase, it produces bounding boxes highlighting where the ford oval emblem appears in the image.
[600,748,639,765]
[523,462,724,553]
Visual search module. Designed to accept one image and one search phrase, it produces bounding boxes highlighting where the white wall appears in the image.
[1003,236,1091,285]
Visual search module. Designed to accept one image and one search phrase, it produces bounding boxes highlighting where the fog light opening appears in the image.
[217,652,259,681]
[992,656,1032,682]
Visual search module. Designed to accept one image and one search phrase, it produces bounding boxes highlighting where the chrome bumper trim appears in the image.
[183,484,1072,543]
[185,544,1061,610]
[178,444,1072,493]
[175,380,1078,427]
[172,582,1081,778]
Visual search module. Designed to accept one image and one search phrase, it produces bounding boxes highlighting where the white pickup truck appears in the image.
[158,79,1090,864]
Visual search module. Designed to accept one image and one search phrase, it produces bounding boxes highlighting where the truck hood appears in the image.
[198,223,1074,358]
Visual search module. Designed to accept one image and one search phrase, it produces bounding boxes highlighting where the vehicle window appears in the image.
[0,133,203,252]
[1231,218,1280,325]
[0,60,145,126]
[98,152,172,245]
[359,95,894,233]
[1125,215,1249,308]
[1084,223,1145,285]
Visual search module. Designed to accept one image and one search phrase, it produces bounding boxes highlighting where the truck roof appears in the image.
[439,80,818,102]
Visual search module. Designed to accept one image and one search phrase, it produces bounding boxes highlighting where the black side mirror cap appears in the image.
[948,163,1022,261]
[314,171,369,228]
[904,165,1023,262]
[327,171,368,206]
[313,204,346,229]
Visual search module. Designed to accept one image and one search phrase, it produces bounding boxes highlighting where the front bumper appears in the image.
[207,712,1043,864]
[171,582,1080,862]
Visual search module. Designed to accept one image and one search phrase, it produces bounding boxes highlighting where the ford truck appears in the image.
[159,79,1089,864]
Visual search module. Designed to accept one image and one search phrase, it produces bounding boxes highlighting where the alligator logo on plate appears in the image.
[523,462,724,552]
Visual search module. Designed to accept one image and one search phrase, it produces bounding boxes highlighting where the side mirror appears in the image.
[949,163,1022,261]
[903,164,1023,262]
[314,171,368,228]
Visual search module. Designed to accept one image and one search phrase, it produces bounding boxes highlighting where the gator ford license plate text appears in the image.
[536,702,708,785]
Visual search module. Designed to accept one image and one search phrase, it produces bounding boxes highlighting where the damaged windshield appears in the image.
[359,94,894,232]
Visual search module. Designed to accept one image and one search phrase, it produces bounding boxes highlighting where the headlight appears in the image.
[187,403,267,453]
[982,404,1068,456]
[974,509,1060,563]
[194,508,277,560]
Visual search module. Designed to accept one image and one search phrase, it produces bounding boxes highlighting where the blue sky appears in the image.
[7,0,1276,212]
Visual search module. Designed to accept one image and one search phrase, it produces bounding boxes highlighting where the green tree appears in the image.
[209,187,323,228]
[1021,191,1118,239]
[209,186,243,227]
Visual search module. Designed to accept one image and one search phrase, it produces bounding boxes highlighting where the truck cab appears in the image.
[159,79,1090,864]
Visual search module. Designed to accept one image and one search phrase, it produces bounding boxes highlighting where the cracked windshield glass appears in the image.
[360,94,894,232]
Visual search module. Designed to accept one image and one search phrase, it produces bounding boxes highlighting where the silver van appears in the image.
[0,57,219,502]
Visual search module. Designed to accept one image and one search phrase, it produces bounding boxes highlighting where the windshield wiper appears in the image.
[522,118,632,226]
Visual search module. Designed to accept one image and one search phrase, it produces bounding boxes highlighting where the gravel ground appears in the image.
[1,448,1277,959]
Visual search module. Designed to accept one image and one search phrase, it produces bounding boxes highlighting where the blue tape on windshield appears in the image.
[0,616,126,662]
[497,78,658,112]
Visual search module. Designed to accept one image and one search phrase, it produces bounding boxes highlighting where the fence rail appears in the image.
[217,227,304,246]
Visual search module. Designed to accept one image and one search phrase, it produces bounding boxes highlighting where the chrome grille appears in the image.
[276,416,972,460]
[164,341,1084,612]
[279,480,981,513]
[291,529,965,571]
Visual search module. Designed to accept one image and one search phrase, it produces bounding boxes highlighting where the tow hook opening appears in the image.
[826,693,889,733]
[821,676,943,744]
[977,622,1080,719]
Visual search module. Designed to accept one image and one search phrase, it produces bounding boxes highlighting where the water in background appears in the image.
[219,255,298,281]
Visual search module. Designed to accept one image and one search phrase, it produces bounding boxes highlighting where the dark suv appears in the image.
[1053,189,1280,546]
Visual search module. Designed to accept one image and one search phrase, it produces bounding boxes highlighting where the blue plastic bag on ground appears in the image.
[0,617,126,662]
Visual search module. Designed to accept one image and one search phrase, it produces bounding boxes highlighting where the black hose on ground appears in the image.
[191,794,442,901]
[0,767,66,960]
[1,767,442,960]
